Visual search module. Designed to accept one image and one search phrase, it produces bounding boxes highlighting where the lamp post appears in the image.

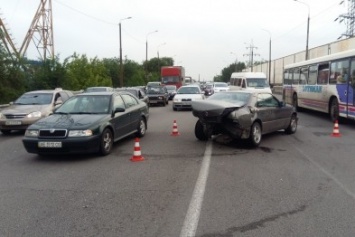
[157,42,166,73]
[293,0,310,60]
[145,30,158,80]
[230,52,238,72]
[119,16,132,88]
[145,30,158,62]
[261,29,272,85]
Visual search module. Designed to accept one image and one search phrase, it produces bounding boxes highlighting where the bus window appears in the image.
[330,59,349,84]
[351,60,355,88]
[308,65,317,85]
[317,64,329,85]
[300,67,308,84]
[283,69,291,85]
[292,68,300,84]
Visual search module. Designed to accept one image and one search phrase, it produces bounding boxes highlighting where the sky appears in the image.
[0,0,347,81]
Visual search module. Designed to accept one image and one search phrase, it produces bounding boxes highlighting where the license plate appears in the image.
[38,141,62,148]
[5,120,22,125]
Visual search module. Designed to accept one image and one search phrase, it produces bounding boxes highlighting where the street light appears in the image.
[157,42,166,73]
[293,0,310,60]
[261,29,272,84]
[145,30,158,62]
[119,16,132,87]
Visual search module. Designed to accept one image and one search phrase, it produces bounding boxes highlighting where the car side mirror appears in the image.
[114,107,125,113]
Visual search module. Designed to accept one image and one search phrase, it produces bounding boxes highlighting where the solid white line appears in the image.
[291,143,355,200]
[180,140,213,237]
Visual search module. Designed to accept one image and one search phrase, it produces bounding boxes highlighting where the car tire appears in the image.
[329,98,339,122]
[1,129,11,135]
[136,117,147,138]
[248,122,262,147]
[195,120,208,141]
[99,128,113,156]
[285,114,297,134]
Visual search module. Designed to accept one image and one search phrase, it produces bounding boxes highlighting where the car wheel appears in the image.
[166,99,168,105]
[249,122,262,147]
[285,114,297,134]
[195,120,208,141]
[136,117,147,138]
[1,129,11,135]
[329,98,339,122]
[99,128,113,156]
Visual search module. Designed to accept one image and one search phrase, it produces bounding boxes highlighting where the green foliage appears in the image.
[64,53,112,91]
[218,62,246,82]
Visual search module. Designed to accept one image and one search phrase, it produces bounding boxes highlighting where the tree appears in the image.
[218,62,246,82]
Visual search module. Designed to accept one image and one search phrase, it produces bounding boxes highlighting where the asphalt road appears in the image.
[1,101,355,237]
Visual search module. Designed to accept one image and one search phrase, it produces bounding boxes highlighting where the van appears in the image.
[229,72,272,93]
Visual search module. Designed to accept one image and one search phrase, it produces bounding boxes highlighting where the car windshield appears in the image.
[85,87,111,92]
[246,78,269,87]
[214,83,228,88]
[55,95,111,114]
[147,86,165,94]
[207,92,251,103]
[166,85,176,91]
[177,87,200,94]
[14,93,53,105]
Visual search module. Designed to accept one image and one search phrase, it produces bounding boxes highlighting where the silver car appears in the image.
[0,89,73,135]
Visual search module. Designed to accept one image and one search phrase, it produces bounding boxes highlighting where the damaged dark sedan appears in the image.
[191,91,298,147]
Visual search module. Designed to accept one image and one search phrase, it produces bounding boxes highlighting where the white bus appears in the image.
[283,49,355,121]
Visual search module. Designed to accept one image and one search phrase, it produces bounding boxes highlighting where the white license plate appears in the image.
[38,141,62,148]
[5,120,22,125]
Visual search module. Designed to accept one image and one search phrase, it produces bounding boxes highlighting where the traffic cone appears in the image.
[130,137,145,162]
[331,120,341,137]
[171,120,180,136]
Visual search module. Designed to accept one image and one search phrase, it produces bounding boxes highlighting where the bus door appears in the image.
[348,58,355,118]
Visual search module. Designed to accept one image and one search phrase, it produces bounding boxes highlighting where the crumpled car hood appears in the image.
[192,100,245,116]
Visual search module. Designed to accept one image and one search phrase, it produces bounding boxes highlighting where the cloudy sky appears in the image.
[0,0,347,81]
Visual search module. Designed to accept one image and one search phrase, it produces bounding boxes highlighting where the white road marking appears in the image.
[292,144,355,200]
[180,140,213,237]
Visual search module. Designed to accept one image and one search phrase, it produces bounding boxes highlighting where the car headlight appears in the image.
[173,98,180,102]
[0,113,4,119]
[25,129,39,137]
[26,111,42,118]
[68,130,93,137]
[158,96,163,100]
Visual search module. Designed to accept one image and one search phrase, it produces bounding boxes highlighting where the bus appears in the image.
[283,49,355,121]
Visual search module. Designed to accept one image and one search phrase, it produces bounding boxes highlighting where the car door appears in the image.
[121,94,140,132]
[112,94,131,139]
[256,93,283,134]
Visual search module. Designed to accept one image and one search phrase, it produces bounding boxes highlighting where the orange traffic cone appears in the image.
[130,137,145,162]
[331,120,341,137]
[171,120,180,136]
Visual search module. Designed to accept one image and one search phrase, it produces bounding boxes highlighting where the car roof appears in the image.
[26,89,67,94]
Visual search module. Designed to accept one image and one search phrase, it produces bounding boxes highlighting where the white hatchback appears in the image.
[172,85,205,111]
[212,82,230,93]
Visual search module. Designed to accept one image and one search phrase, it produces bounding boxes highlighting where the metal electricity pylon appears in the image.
[0,17,20,60]
[243,40,259,72]
[19,0,54,60]
[335,0,355,39]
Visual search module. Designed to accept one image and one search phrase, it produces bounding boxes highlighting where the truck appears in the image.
[161,66,185,89]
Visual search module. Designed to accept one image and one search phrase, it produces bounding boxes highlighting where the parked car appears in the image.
[22,91,149,156]
[115,87,149,105]
[212,82,230,93]
[165,85,177,100]
[0,89,73,135]
[84,87,114,92]
[146,85,169,106]
[172,84,205,111]
[191,91,298,147]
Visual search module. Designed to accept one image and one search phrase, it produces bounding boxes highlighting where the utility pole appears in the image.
[243,40,259,72]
